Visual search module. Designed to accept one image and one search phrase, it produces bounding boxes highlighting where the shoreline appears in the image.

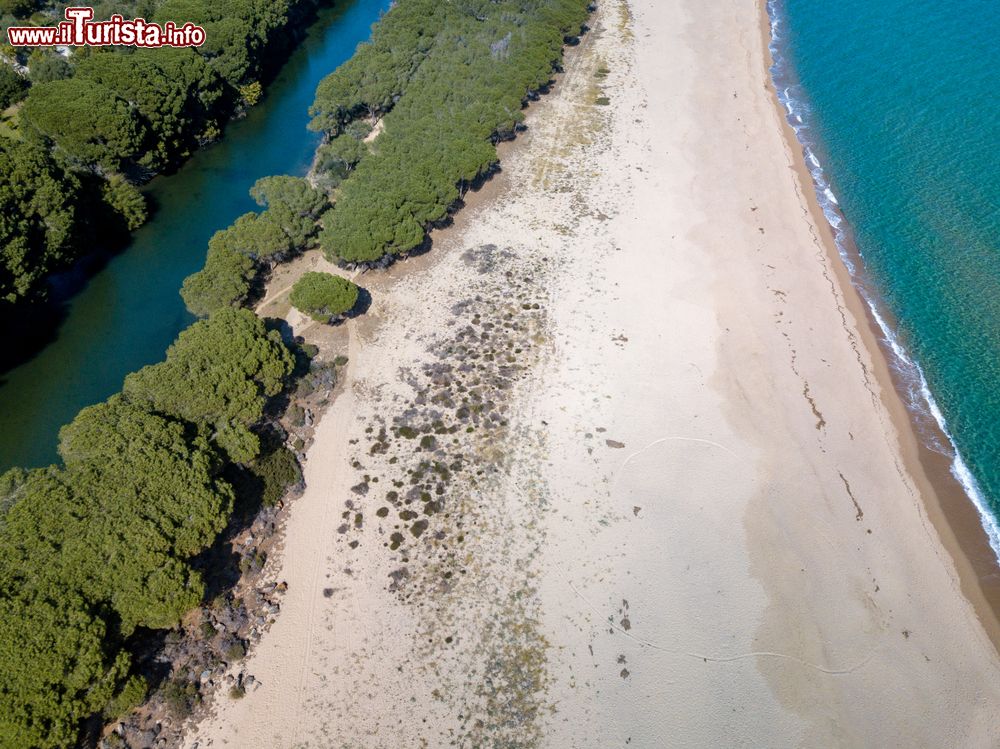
[184,1,1000,744]
[755,0,1000,651]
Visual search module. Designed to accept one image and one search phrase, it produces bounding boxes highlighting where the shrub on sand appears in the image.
[289,271,360,323]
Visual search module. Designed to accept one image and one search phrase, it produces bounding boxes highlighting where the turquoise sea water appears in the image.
[768,1,1000,554]
[0,0,391,472]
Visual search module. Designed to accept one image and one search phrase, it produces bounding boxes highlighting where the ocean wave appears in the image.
[765,0,1000,562]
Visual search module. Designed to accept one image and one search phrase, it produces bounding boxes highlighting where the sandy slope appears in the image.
[185,1,1000,747]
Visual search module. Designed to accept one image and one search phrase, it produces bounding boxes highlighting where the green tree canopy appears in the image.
[321,130,368,168]
[0,469,129,749]
[308,0,442,132]
[101,174,148,232]
[59,396,232,560]
[181,176,329,318]
[0,401,231,636]
[156,0,297,85]
[123,307,294,462]
[0,137,82,303]
[289,271,359,322]
[76,48,221,169]
[55,397,231,632]
[0,305,298,742]
[311,0,589,264]
[0,0,38,16]
[0,469,83,599]
[218,211,296,262]
[313,132,368,191]
[0,468,25,528]
[0,64,27,110]
[27,50,72,85]
[180,230,258,317]
[250,175,329,248]
[5,0,330,319]
[20,78,147,171]
[1,467,204,634]
[0,589,127,749]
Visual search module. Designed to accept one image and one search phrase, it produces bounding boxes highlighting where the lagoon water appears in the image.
[0,0,391,472]
[771,1,1000,550]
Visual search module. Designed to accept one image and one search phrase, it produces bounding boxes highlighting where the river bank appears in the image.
[185,0,1000,746]
[0,0,392,474]
[0,0,330,340]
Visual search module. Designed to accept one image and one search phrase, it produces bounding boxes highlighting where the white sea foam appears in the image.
[765,0,1000,562]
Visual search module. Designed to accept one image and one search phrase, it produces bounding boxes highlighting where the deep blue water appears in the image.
[0,0,391,472]
[768,1,1000,553]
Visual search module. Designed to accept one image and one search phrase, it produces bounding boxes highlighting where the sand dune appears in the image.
[185,1,1000,746]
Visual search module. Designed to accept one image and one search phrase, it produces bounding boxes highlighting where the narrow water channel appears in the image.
[0,0,391,472]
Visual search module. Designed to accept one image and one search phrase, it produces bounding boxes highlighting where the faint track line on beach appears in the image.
[561,572,878,676]
[618,435,744,467]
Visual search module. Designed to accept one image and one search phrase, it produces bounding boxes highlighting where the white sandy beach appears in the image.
[185,1,1000,746]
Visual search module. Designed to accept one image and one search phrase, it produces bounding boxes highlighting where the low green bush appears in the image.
[289,271,360,322]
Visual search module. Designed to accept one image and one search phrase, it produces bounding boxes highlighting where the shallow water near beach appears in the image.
[770,0,1000,553]
[0,0,391,472]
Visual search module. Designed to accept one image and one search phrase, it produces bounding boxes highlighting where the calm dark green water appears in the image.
[768,0,1000,554]
[0,0,391,472]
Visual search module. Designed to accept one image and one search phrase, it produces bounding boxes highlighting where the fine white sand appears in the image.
[185,1,1000,746]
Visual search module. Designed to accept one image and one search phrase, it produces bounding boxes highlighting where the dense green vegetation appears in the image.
[124,308,295,463]
[251,175,330,250]
[311,119,370,191]
[0,308,295,747]
[0,0,36,16]
[182,0,587,322]
[290,270,359,321]
[0,586,125,748]
[0,64,26,109]
[0,137,82,302]
[22,79,149,171]
[179,228,260,317]
[309,0,590,265]
[25,49,71,85]
[0,0,587,744]
[180,175,328,316]
[0,0,327,312]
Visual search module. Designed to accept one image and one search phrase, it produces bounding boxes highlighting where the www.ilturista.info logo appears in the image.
[7,7,206,48]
